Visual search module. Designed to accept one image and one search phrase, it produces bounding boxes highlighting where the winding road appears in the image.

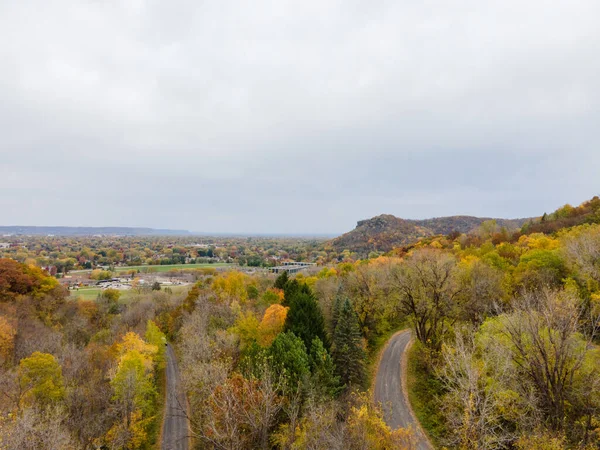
[374,331,432,450]
[161,344,189,450]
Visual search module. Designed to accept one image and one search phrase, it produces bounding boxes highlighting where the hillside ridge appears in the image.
[330,213,530,255]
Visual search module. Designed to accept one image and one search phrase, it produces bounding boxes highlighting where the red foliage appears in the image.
[0,258,39,301]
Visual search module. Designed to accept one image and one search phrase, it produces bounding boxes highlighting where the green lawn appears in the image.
[69,284,190,301]
[68,287,104,301]
[72,263,232,274]
[115,263,231,273]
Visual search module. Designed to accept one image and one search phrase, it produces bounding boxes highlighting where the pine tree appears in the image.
[309,337,341,399]
[284,291,329,350]
[274,271,289,290]
[268,331,309,389]
[331,284,345,334]
[331,298,366,388]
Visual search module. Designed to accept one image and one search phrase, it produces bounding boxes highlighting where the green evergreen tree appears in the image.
[331,284,345,334]
[268,331,309,390]
[284,291,329,350]
[331,298,366,388]
[309,337,341,399]
[274,270,289,290]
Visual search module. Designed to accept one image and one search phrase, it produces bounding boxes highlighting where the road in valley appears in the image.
[374,331,432,450]
[162,344,189,450]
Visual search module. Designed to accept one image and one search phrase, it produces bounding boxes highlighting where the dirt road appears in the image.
[161,344,189,450]
[374,331,432,450]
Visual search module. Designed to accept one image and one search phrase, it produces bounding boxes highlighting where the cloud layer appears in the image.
[1,0,599,233]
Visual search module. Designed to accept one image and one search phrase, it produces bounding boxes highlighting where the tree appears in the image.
[456,258,505,324]
[268,331,309,389]
[308,337,341,399]
[438,329,522,448]
[151,281,161,291]
[274,271,289,290]
[345,263,392,345]
[331,298,366,388]
[203,370,284,449]
[391,249,461,350]
[284,291,329,350]
[563,224,600,284]
[232,311,261,349]
[258,304,289,347]
[0,406,75,450]
[101,288,121,303]
[347,392,415,449]
[18,351,65,408]
[144,320,166,370]
[499,289,593,431]
[183,284,200,313]
[111,351,157,423]
[0,315,16,366]
[212,271,248,304]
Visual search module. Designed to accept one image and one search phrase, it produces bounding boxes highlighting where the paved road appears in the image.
[162,344,189,450]
[374,331,432,450]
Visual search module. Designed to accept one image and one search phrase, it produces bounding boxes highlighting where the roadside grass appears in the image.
[152,361,167,449]
[406,340,446,446]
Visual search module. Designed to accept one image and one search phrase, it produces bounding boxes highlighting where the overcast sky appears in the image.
[1,0,599,234]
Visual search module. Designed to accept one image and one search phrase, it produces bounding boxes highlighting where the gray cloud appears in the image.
[1,0,599,233]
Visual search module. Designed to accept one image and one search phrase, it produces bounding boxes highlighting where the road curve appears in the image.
[374,331,432,450]
[162,344,189,450]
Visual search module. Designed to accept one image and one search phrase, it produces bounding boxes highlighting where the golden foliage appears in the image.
[258,304,289,346]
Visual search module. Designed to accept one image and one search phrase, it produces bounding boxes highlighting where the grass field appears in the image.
[71,263,233,274]
[69,284,190,301]
[113,263,232,273]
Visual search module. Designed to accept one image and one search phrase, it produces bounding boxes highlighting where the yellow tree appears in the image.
[0,315,16,366]
[18,352,65,408]
[212,271,248,304]
[258,304,289,346]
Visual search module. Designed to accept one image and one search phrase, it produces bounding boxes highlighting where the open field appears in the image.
[71,263,233,274]
[69,284,190,301]
[113,263,232,272]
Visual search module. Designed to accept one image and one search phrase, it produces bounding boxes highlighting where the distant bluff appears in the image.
[329,214,528,255]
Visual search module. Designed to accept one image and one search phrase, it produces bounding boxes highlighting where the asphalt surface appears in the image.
[162,344,189,450]
[374,331,432,450]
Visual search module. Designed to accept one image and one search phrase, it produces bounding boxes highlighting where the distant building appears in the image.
[0,243,10,249]
[269,261,316,274]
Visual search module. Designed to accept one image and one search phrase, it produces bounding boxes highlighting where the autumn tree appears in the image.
[0,315,16,366]
[258,304,289,347]
[18,351,65,408]
[500,289,596,431]
[203,370,284,449]
[108,332,158,448]
[391,249,461,350]
[345,262,393,345]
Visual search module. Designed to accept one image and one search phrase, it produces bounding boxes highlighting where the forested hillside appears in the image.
[1,197,599,449]
[328,214,528,255]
